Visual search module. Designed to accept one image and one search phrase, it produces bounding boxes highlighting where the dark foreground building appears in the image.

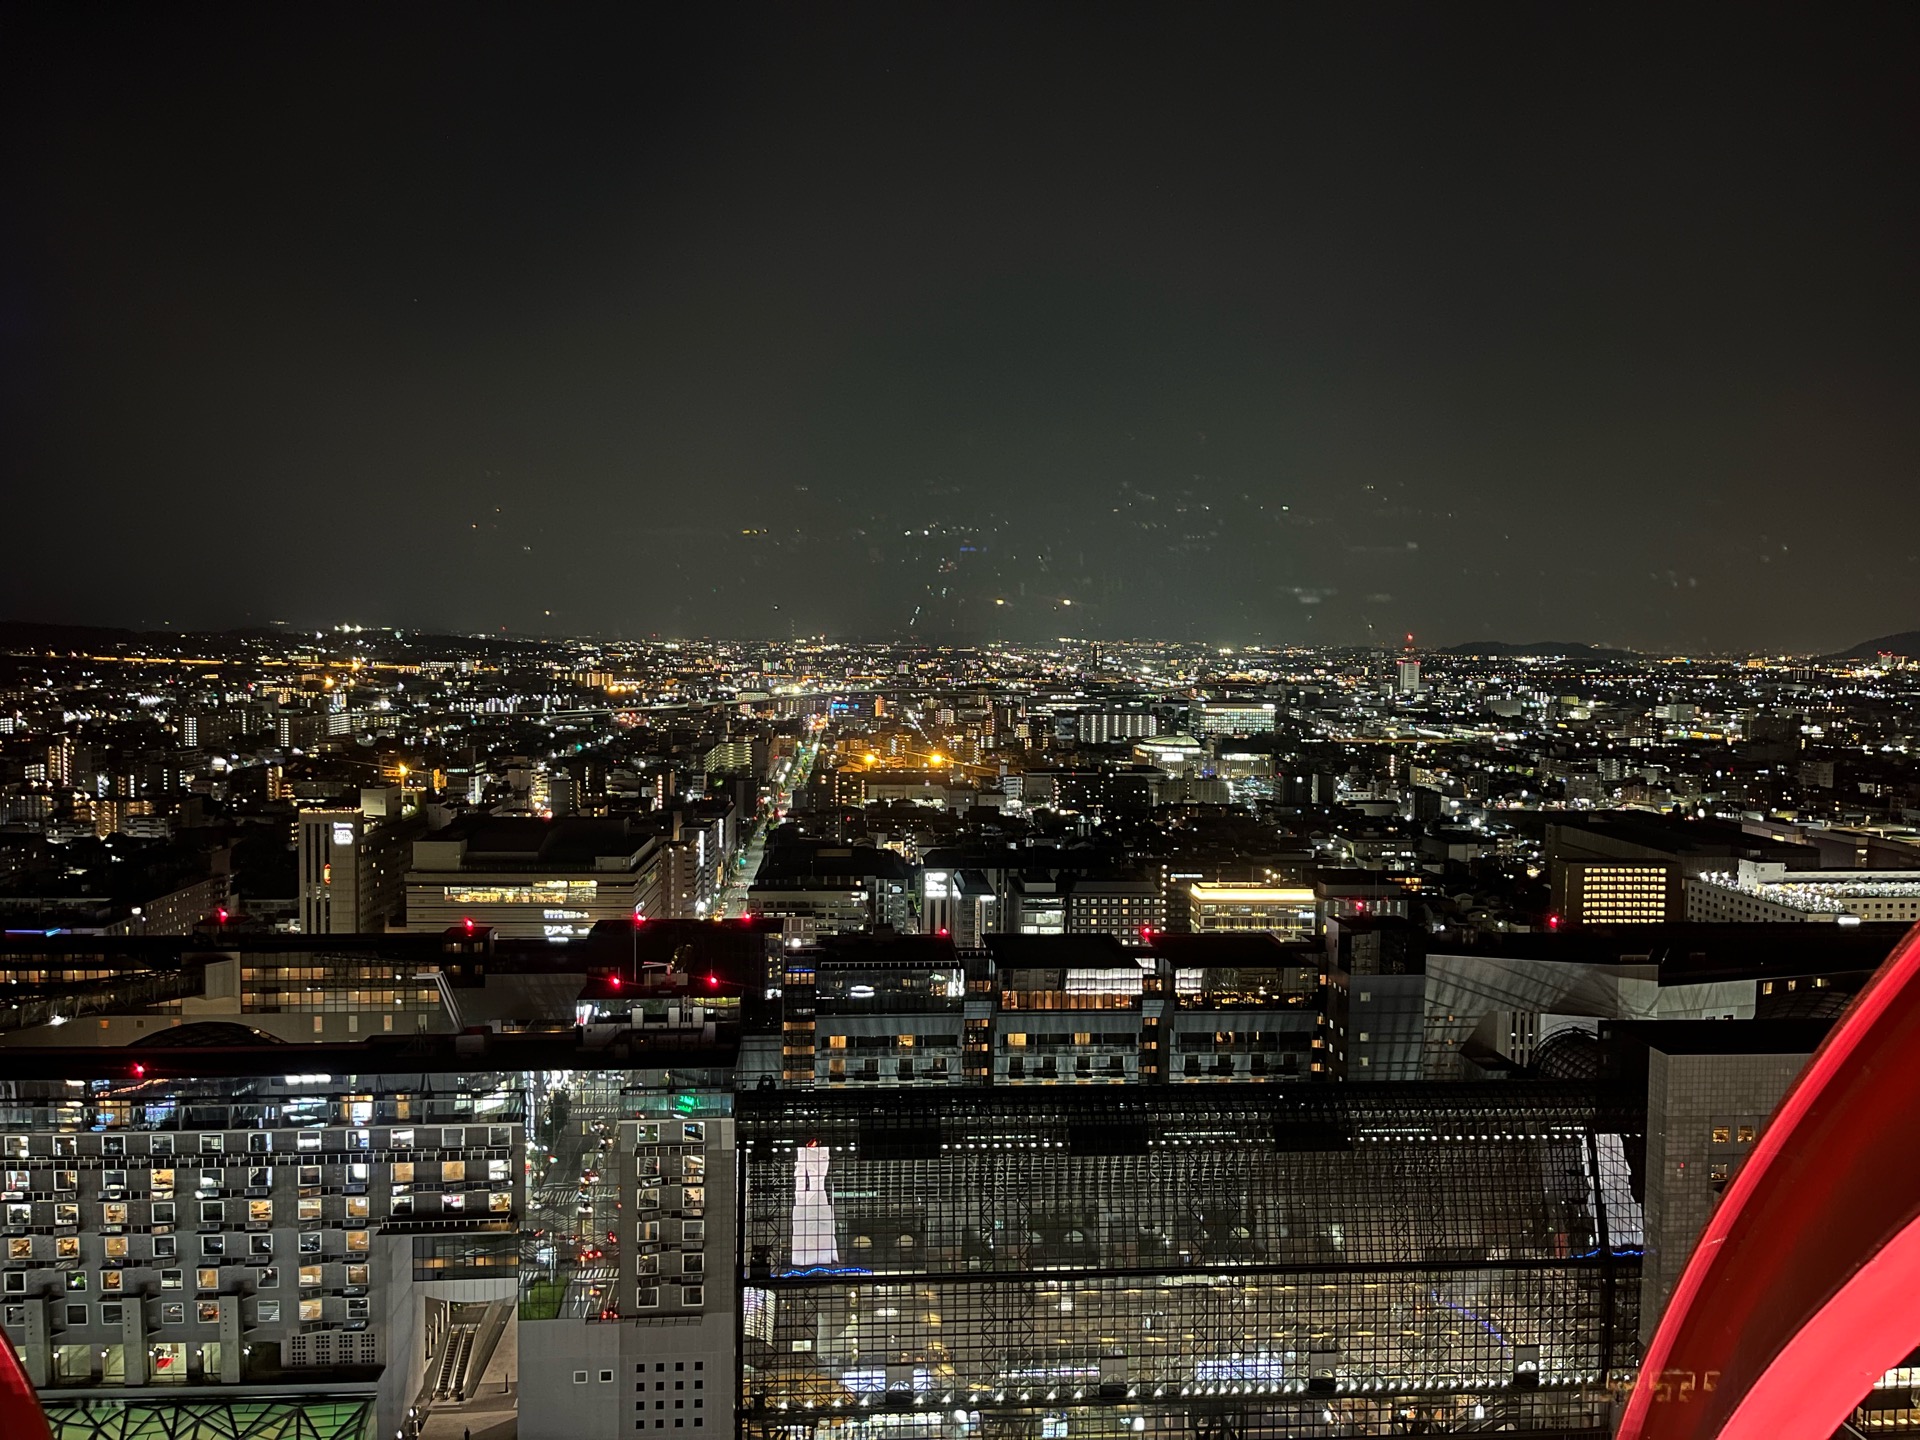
[0,924,1912,1440]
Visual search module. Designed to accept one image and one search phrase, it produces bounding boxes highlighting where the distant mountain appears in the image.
[1439,640,1636,660]
[0,618,552,661]
[1827,630,1920,660]
[0,619,151,653]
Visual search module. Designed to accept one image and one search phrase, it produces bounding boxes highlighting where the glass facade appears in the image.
[739,1085,1643,1440]
[440,880,601,906]
[237,960,442,1015]
[42,1396,375,1439]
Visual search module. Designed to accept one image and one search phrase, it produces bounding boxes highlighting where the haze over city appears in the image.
[4,3,1916,652]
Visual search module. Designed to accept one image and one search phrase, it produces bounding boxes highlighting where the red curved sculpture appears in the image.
[1620,921,1920,1440]
[0,1331,51,1440]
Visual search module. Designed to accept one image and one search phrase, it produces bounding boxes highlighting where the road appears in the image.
[522,1079,623,1319]
[721,730,820,918]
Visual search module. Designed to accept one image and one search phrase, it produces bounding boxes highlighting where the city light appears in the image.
[2,9,1913,1438]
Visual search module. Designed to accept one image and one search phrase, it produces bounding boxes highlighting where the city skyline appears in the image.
[3,6,1919,1432]
[5,4,1918,652]
[3,614,1919,663]
[1,562,1918,1437]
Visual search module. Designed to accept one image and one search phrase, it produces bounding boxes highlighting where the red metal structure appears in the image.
[1620,922,1920,1440]
[0,1330,52,1440]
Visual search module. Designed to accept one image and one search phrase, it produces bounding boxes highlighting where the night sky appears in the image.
[4,3,1916,652]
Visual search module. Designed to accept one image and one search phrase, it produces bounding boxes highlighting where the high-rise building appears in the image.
[1077,710,1159,744]
[1554,860,1674,926]
[0,1056,529,1440]
[296,788,413,935]
[703,738,763,778]
[273,708,328,752]
[918,866,997,946]
[1396,634,1423,696]
[1063,876,1166,941]
[1630,1023,1815,1348]
[45,737,74,790]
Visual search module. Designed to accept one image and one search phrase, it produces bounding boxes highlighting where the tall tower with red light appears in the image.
[1396,633,1422,696]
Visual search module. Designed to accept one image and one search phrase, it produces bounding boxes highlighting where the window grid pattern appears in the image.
[0,1074,523,1390]
[740,1086,1640,1438]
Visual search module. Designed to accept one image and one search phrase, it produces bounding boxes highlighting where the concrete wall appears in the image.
[519,1318,632,1440]
[521,1310,735,1440]
[1639,1048,1808,1348]
[1347,973,1426,1079]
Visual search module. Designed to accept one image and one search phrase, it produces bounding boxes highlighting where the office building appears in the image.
[918,866,999,946]
[1546,815,1819,929]
[1186,882,1317,941]
[1312,871,1413,926]
[759,933,1337,1090]
[1064,876,1166,942]
[1077,710,1159,744]
[297,788,413,936]
[1188,701,1277,738]
[1552,861,1674,926]
[404,816,668,939]
[747,845,914,938]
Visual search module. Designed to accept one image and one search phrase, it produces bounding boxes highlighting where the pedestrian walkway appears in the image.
[419,1311,518,1440]
[419,1387,516,1440]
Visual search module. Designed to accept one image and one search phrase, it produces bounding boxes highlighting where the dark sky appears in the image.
[4,3,1916,652]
